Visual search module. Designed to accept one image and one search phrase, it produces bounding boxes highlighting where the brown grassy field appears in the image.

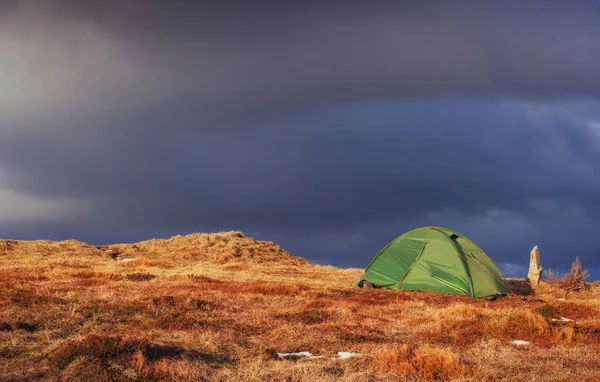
[1,232,600,381]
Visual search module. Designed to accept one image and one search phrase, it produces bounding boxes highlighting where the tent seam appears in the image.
[394,242,428,289]
[357,229,417,286]
[466,254,512,295]
[432,228,476,298]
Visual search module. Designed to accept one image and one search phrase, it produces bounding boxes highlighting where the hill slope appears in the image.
[105,231,309,266]
[1,232,600,381]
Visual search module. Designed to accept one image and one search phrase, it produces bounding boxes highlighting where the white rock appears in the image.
[551,317,578,324]
[337,352,364,359]
[276,351,366,361]
[277,352,324,360]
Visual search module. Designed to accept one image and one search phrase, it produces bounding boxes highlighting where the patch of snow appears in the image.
[337,352,364,360]
[511,340,530,346]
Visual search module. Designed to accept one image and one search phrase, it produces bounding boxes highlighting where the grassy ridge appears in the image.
[1,233,599,381]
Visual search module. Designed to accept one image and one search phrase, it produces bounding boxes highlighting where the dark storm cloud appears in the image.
[2,98,600,273]
[2,1,600,277]
[3,0,600,120]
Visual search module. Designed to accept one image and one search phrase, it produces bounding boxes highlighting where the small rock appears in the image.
[337,352,364,360]
[551,317,578,324]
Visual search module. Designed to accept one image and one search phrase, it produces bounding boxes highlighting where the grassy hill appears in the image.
[1,232,599,381]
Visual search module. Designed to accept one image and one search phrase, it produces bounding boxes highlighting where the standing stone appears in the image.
[528,245,542,285]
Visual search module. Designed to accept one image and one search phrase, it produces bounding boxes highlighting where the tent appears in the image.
[358,226,510,298]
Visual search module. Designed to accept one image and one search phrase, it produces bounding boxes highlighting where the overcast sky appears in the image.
[2,0,600,278]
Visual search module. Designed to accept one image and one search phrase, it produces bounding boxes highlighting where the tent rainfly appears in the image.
[358,226,510,298]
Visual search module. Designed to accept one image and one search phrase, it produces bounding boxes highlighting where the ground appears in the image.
[1,232,600,381]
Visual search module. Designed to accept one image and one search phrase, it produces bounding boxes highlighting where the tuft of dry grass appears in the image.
[372,343,475,380]
[1,232,600,381]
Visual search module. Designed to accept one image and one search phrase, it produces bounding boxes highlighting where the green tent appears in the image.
[358,226,510,298]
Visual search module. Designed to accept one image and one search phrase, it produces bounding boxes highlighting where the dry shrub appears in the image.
[372,344,473,380]
[545,256,590,293]
[544,269,562,282]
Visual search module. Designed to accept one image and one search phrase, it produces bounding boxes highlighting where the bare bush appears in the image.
[544,257,590,293]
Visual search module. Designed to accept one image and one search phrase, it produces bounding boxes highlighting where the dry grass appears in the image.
[106,231,308,266]
[1,232,600,381]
